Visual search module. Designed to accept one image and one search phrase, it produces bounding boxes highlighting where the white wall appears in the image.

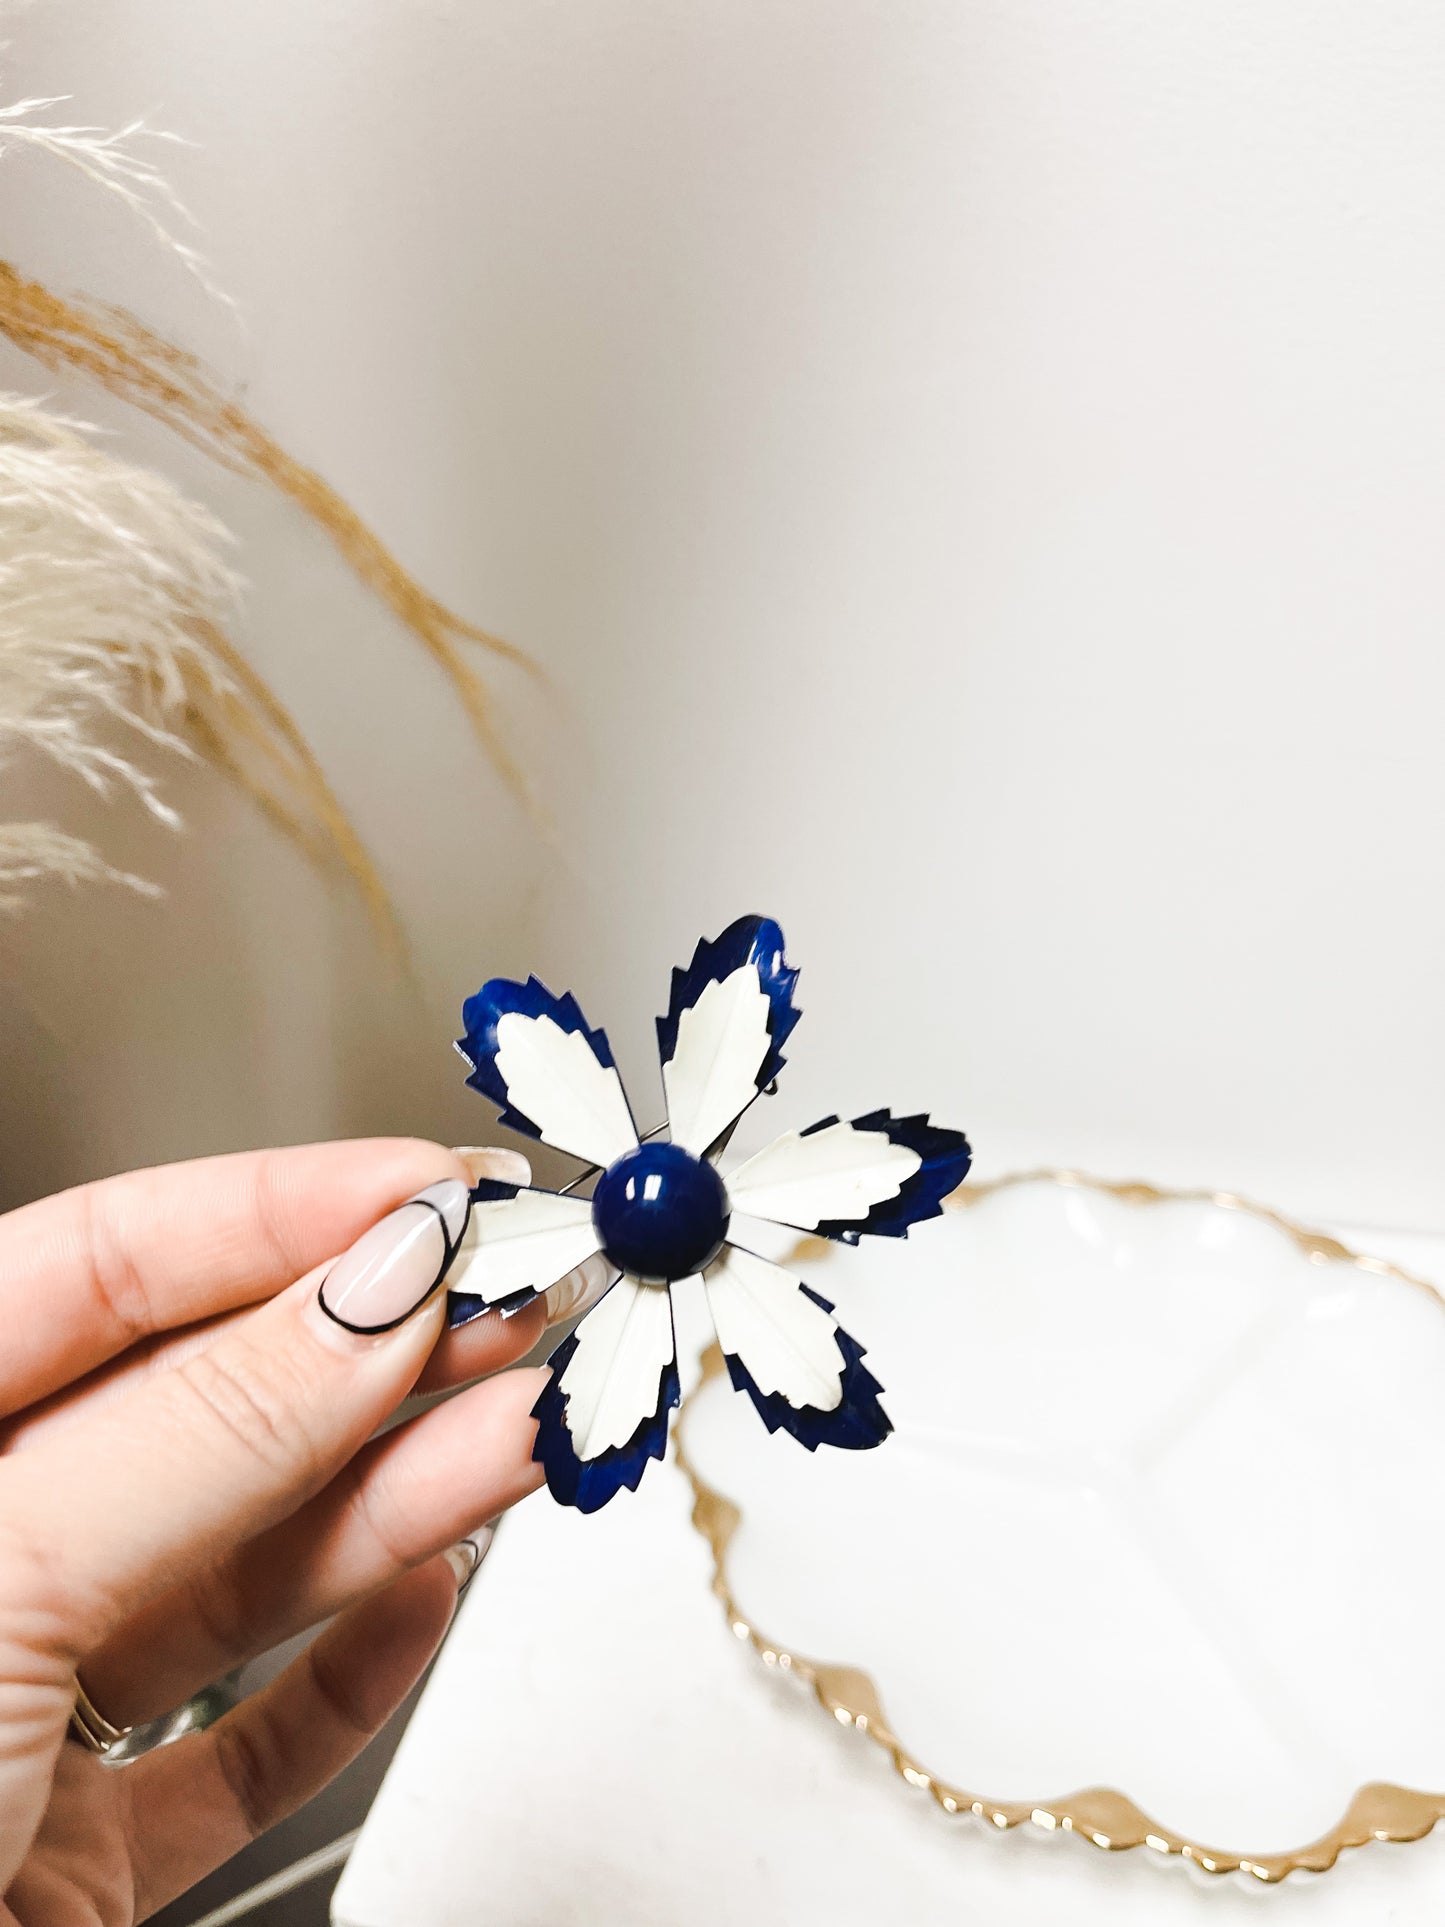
[3,0,1443,1229]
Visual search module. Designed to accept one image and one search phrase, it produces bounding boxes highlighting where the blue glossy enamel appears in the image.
[656,914,801,1099]
[531,1323,680,1513]
[723,1284,892,1450]
[591,1142,730,1283]
[457,911,974,1512]
[456,973,625,1145]
[805,1109,973,1244]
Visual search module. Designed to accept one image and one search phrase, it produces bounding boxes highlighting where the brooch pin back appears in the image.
[448,914,971,1512]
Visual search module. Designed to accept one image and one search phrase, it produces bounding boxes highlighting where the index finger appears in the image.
[0,1139,472,1418]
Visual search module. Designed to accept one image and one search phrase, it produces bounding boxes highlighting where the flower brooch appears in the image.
[447,915,971,1512]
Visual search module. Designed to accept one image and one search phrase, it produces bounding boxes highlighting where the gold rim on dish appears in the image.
[674,1169,1445,1883]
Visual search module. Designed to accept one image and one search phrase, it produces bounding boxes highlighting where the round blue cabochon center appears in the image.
[591,1142,730,1284]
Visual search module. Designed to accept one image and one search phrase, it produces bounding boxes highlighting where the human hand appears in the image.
[0,1138,549,1925]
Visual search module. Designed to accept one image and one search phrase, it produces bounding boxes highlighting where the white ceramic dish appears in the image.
[677,1173,1445,1881]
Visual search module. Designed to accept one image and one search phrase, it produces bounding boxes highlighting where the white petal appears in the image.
[559,1276,678,1461]
[662,964,773,1156]
[726,1119,922,1231]
[493,1009,637,1167]
[450,1188,601,1308]
[703,1245,844,1411]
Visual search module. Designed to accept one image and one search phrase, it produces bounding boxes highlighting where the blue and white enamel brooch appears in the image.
[448,915,971,1512]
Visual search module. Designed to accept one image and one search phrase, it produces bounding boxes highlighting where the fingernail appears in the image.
[451,1145,532,1190]
[409,1178,471,1248]
[444,1525,495,1597]
[544,1252,616,1325]
[319,1180,470,1335]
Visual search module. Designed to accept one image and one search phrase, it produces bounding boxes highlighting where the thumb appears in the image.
[0,1176,473,1654]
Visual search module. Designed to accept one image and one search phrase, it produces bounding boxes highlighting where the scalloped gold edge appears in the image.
[674,1168,1445,1884]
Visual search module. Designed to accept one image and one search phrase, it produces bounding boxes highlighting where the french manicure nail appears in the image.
[318,1179,470,1335]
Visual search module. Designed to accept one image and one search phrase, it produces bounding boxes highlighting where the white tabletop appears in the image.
[334,1216,1445,1926]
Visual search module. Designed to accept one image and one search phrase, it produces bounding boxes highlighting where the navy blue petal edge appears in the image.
[724,1284,891,1451]
[446,1177,545,1329]
[800,1109,971,1245]
[456,974,623,1144]
[530,1308,681,1513]
[655,914,801,1103]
